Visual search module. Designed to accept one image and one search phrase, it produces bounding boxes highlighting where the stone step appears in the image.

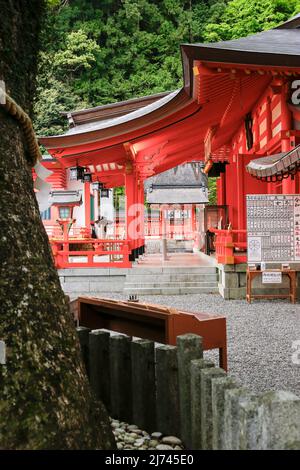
[130,266,217,274]
[123,286,220,295]
[124,281,218,288]
[125,273,218,283]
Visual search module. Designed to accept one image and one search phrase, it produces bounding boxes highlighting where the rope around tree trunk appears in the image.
[0,91,42,166]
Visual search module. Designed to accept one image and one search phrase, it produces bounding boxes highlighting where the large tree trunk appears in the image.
[0,1,115,449]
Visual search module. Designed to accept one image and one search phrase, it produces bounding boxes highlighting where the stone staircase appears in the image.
[123,265,219,295]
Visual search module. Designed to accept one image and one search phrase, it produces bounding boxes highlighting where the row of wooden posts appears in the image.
[77,327,300,450]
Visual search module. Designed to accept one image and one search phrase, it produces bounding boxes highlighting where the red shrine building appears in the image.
[38,14,300,299]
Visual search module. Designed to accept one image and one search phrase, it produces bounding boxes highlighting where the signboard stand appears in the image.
[246,268,297,303]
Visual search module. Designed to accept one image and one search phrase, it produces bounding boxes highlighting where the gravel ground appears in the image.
[93,292,300,396]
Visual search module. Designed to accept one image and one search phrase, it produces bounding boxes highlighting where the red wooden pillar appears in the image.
[295,173,300,194]
[281,86,294,194]
[236,156,246,232]
[191,204,198,247]
[125,171,136,256]
[192,205,196,233]
[84,181,91,230]
[159,207,163,237]
[133,175,139,250]
[266,96,272,142]
[254,110,260,148]
[138,179,145,250]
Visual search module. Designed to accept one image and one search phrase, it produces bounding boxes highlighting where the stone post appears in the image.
[156,344,180,437]
[211,376,236,450]
[200,367,226,450]
[238,395,260,450]
[177,334,203,448]
[258,390,300,450]
[89,329,111,411]
[223,388,250,450]
[190,359,214,450]
[131,339,156,432]
[110,334,132,422]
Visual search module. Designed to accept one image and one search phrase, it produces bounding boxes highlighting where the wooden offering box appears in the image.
[73,296,227,370]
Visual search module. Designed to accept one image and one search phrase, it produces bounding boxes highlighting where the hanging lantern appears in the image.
[82,172,92,183]
[92,181,104,191]
[101,188,110,198]
[69,166,85,181]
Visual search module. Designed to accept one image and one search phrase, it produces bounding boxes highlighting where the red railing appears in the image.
[45,218,196,241]
[50,238,131,269]
[108,220,195,239]
[210,229,247,264]
[45,225,90,239]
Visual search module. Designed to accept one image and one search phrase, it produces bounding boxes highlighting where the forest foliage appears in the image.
[35,0,300,136]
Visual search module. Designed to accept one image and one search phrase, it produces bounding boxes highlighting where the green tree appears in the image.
[53,29,101,78]
[204,0,299,42]
[34,0,223,135]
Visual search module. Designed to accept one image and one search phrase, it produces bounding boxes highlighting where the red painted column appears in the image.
[133,174,138,250]
[236,157,246,244]
[192,205,196,233]
[125,171,136,255]
[136,179,141,250]
[191,204,197,246]
[159,207,163,237]
[281,86,294,194]
[254,110,260,148]
[236,149,247,233]
[138,179,145,250]
[295,173,300,194]
[266,96,272,143]
[84,181,91,230]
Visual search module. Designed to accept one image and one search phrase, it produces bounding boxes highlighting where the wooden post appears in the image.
[223,229,235,264]
[281,85,294,194]
[84,181,91,230]
[137,179,145,254]
[161,206,168,261]
[266,96,272,142]
[125,172,135,259]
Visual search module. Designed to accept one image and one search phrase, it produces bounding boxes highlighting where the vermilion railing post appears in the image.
[223,229,235,264]
[211,228,235,265]
[123,241,130,266]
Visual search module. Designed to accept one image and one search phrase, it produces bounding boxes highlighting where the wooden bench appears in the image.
[71,296,228,370]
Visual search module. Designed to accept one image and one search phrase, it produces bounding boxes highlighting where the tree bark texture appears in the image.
[0,1,115,449]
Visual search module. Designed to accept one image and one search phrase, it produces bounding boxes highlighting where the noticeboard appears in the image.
[262,272,282,284]
[246,194,300,264]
